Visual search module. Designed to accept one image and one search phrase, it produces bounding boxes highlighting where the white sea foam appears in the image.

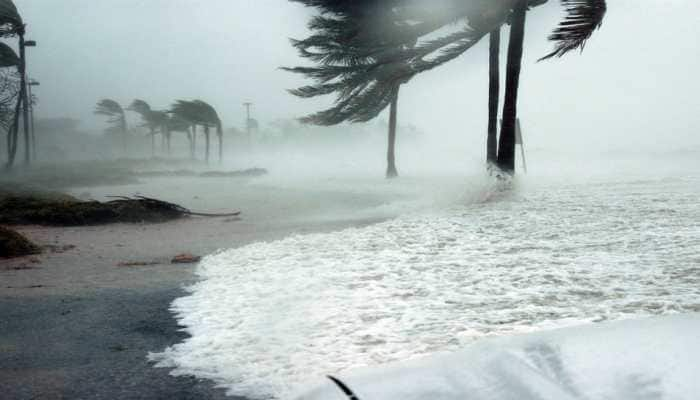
[150,169,700,399]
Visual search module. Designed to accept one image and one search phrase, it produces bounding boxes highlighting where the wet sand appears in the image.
[0,176,393,399]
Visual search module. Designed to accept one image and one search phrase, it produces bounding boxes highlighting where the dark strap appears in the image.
[327,375,361,400]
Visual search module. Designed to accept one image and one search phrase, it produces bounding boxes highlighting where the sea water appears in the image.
[150,153,700,399]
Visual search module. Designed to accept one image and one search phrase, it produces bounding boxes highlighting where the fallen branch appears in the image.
[107,196,241,218]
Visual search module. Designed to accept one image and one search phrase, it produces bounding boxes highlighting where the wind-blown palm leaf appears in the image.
[285,0,507,125]
[94,99,127,132]
[540,0,607,60]
[166,113,191,132]
[170,100,221,130]
[0,42,19,67]
[127,99,151,115]
[127,99,167,131]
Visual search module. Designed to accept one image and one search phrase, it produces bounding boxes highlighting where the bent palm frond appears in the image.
[0,0,22,37]
[540,0,607,61]
[0,42,19,67]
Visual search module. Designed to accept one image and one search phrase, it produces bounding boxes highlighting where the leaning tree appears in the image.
[285,0,420,178]
[169,100,223,163]
[287,0,607,174]
[128,99,169,157]
[94,99,128,153]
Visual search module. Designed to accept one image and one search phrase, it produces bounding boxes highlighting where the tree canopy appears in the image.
[286,0,606,125]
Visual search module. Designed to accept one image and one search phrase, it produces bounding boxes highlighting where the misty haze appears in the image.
[1,1,698,400]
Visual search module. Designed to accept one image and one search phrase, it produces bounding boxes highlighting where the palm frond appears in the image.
[0,42,19,67]
[0,0,23,37]
[540,0,607,61]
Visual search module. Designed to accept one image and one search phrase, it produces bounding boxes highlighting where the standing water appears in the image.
[150,152,700,399]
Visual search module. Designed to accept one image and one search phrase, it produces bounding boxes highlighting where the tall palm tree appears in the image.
[94,99,128,153]
[487,28,501,165]
[192,100,223,164]
[497,0,606,173]
[164,113,190,157]
[169,100,223,163]
[286,0,417,179]
[170,100,200,160]
[287,0,607,175]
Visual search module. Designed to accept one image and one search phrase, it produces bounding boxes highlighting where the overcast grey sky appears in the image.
[12,0,700,153]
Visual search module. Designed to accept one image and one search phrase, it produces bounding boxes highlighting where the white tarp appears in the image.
[295,314,699,400]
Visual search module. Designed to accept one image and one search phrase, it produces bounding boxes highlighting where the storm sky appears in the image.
[12,0,700,154]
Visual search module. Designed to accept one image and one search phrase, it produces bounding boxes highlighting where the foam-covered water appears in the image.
[151,163,700,399]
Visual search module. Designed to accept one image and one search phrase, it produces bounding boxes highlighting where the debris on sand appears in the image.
[171,253,201,264]
[117,261,160,267]
[0,226,40,258]
[0,192,240,226]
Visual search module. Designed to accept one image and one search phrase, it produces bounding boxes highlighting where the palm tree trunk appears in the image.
[487,28,501,165]
[497,1,527,174]
[5,88,23,169]
[150,128,155,158]
[204,125,210,164]
[121,116,127,155]
[217,124,223,164]
[386,86,400,179]
[189,126,196,159]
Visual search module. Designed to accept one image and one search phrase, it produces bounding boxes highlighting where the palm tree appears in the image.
[286,1,417,179]
[170,100,200,159]
[94,99,128,153]
[497,0,606,173]
[164,113,190,157]
[193,100,223,164]
[287,0,607,175]
[487,28,501,165]
[169,100,223,163]
[128,99,168,157]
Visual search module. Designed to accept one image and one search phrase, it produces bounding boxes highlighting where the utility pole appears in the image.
[20,37,36,166]
[27,78,39,161]
[243,102,252,146]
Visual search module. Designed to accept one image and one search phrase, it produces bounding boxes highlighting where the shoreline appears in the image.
[1,211,386,399]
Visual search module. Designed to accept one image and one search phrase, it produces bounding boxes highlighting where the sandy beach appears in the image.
[1,174,393,399]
